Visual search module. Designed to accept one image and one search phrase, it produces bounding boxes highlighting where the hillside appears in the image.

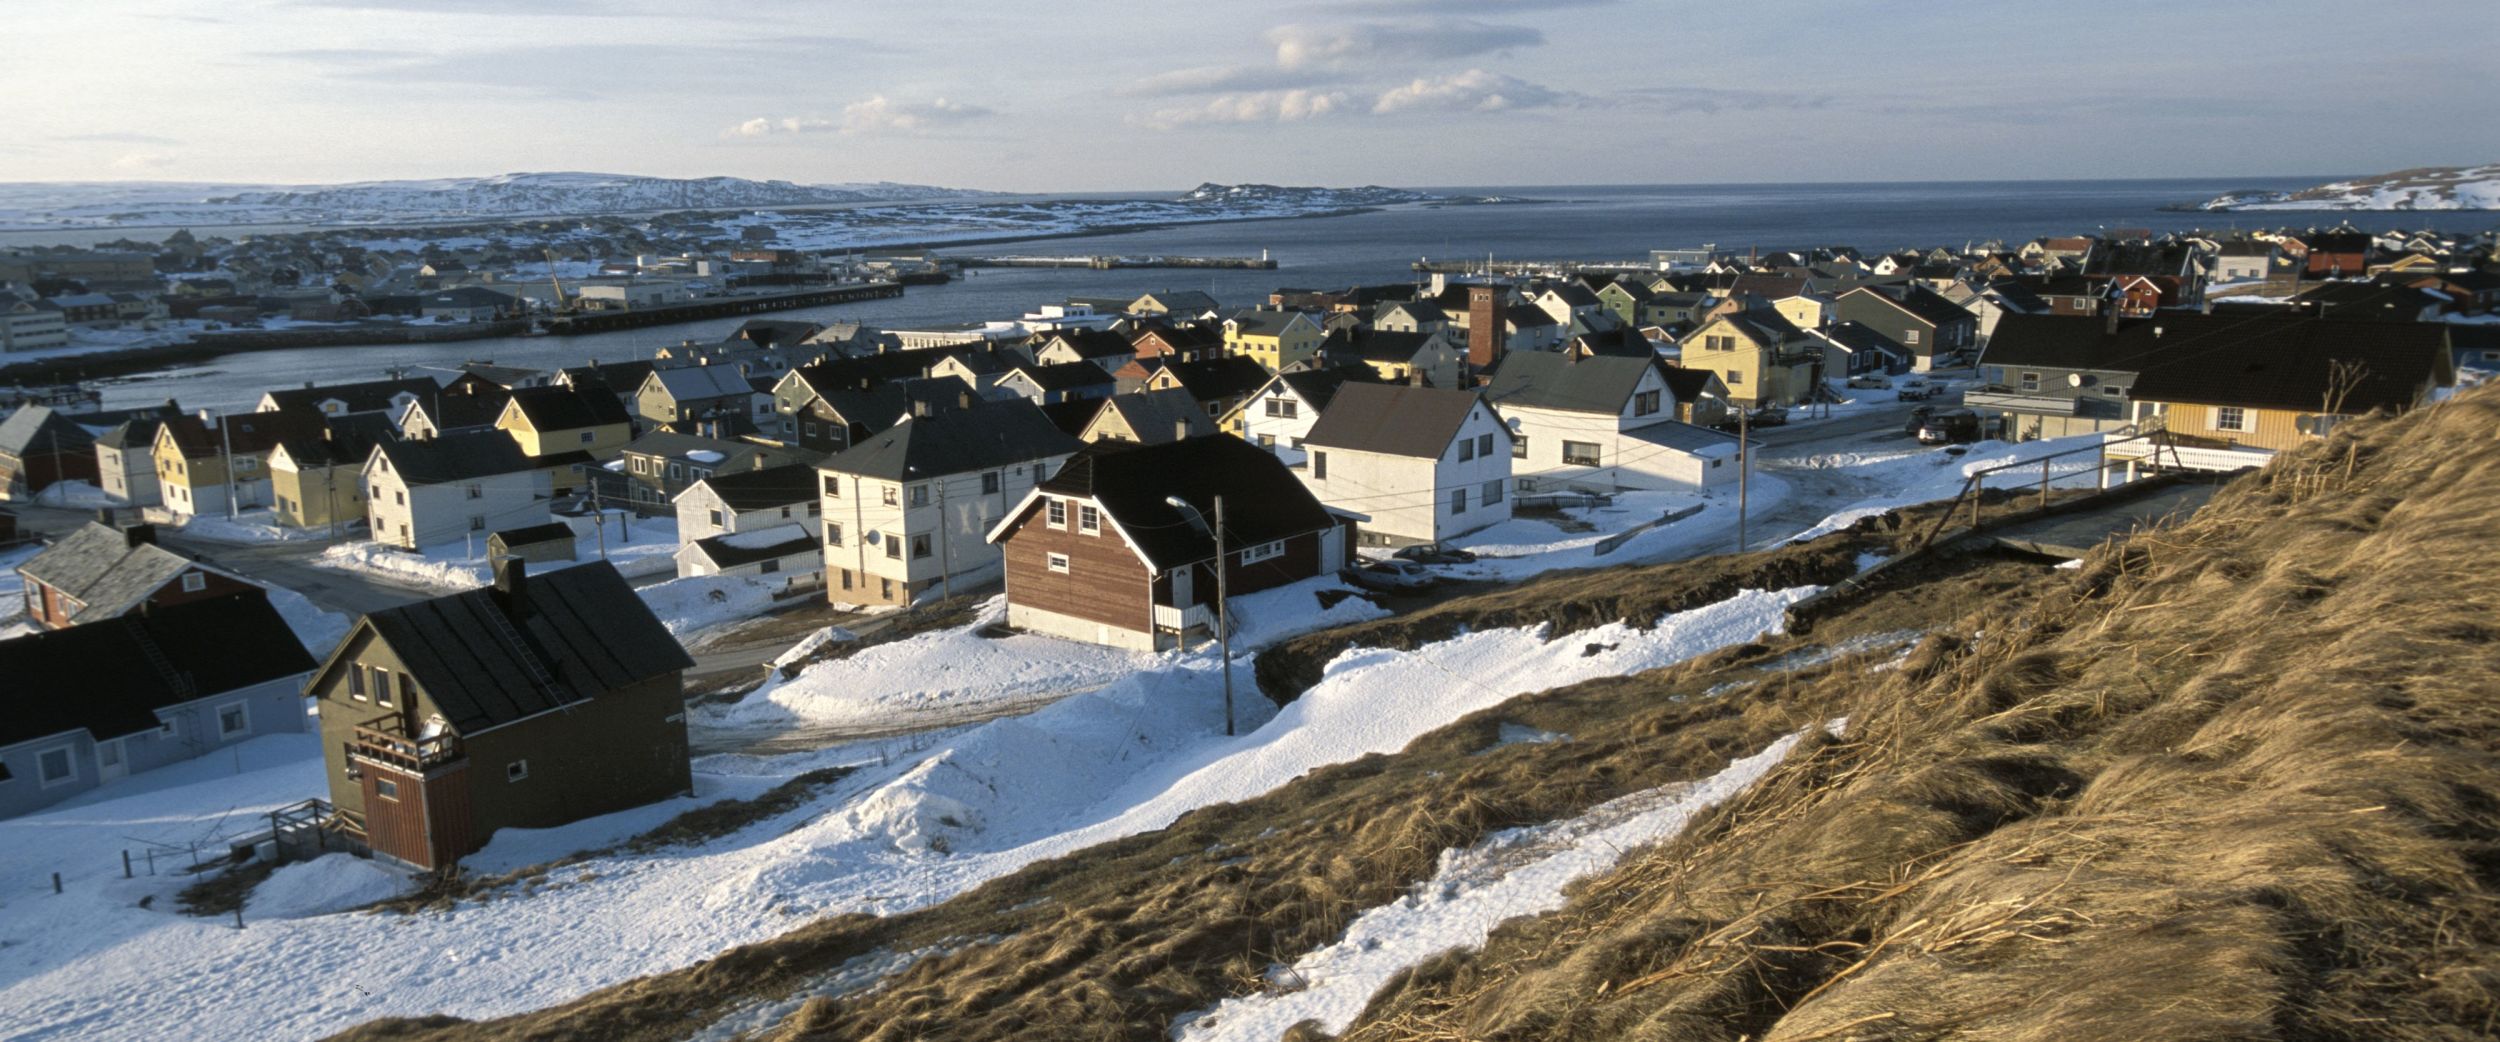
[0,172,992,229]
[331,389,2499,1042]
[2186,163,2500,210]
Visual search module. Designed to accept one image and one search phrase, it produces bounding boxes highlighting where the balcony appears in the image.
[1153,602,1215,634]
[348,715,462,774]
[1963,386,2080,415]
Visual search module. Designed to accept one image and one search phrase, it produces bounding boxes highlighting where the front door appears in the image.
[1171,566,1193,610]
[97,739,127,783]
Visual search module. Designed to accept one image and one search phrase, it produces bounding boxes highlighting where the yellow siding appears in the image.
[2152,402,2320,453]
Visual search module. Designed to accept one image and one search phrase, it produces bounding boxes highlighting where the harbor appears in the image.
[949,252,1277,270]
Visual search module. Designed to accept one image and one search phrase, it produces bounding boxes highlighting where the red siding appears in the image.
[998,499,1154,634]
[360,761,476,870]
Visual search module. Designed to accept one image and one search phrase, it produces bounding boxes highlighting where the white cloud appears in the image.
[1132,89,1353,130]
[726,97,991,139]
[1371,69,1580,114]
[1267,19,1538,69]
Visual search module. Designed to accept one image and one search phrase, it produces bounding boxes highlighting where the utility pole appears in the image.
[937,478,953,601]
[1735,405,1750,554]
[1213,494,1233,737]
[219,411,238,519]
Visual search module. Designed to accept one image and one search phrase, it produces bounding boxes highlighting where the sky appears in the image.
[2,0,2495,192]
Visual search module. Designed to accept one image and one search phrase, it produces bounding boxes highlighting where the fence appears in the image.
[1913,430,2187,551]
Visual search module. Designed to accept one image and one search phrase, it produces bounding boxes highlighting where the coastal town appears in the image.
[1,210,2493,1037]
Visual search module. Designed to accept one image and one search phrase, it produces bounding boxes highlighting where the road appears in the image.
[8,501,447,616]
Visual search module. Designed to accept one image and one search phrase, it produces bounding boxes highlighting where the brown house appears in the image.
[304,560,693,870]
[1129,324,1225,364]
[986,434,1346,651]
[16,520,256,629]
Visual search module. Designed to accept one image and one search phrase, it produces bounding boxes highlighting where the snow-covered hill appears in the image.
[0,172,996,229]
[1176,182,1440,207]
[2185,163,2500,211]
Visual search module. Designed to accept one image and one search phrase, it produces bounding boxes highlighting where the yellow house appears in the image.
[1223,310,1327,373]
[496,386,634,459]
[150,411,313,517]
[2124,314,2452,458]
[268,416,392,531]
[1681,312,1826,407]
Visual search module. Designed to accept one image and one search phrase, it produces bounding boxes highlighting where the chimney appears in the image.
[95,506,116,527]
[124,523,157,548]
[1467,286,1502,372]
[493,557,529,618]
[958,390,972,411]
[1175,417,1193,441]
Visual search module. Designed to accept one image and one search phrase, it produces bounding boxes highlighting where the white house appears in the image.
[673,523,822,591]
[1228,367,1371,467]
[1298,383,1512,548]
[1484,352,1746,492]
[816,399,1081,607]
[672,463,820,543]
[362,430,552,550]
[93,417,166,506]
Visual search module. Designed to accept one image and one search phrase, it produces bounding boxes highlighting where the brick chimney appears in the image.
[1467,286,1502,372]
[124,523,157,548]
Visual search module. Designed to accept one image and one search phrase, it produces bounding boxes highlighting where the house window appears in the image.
[760,559,781,575]
[827,523,843,546]
[1512,436,1528,459]
[909,484,929,507]
[181,572,206,593]
[1079,505,1100,533]
[1904,330,1921,345]
[373,667,393,708]
[2213,406,2249,432]
[216,702,249,737]
[1240,540,1285,564]
[1726,371,1743,385]
[1458,438,1476,462]
[1312,451,1328,479]
[982,471,1001,495]
[708,509,724,527]
[1449,487,1468,514]
[911,534,932,559]
[376,778,400,800]
[1047,552,1070,574]
[1633,390,1661,416]
[507,760,530,782]
[1048,499,1067,527]
[580,431,595,443]
[1477,432,1494,457]
[1563,440,1602,466]
[349,665,366,701]
[2019,372,2041,392]
[470,515,486,532]
[824,475,841,498]
[395,490,406,505]
[1266,398,1298,418]
[1257,433,1276,449]
[1483,480,1505,506]
[881,484,899,506]
[885,534,902,559]
[669,464,684,481]
[38,747,75,787]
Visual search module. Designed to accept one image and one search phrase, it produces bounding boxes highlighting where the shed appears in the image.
[486,522,578,564]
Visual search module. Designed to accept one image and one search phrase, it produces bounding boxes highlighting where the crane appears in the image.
[543,248,569,314]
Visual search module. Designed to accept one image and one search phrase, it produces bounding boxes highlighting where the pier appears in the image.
[540,281,903,335]
[951,253,1277,271]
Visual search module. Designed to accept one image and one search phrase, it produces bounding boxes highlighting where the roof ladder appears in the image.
[128,627,195,700]
[479,607,565,697]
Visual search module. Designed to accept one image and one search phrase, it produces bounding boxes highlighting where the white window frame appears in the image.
[1239,540,1285,564]
[180,572,206,593]
[37,746,77,788]
[1046,552,1070,574]
[2213,406,2249,433]
[1047,498,1067,528]
[1079,504,1100,534]
[375,777,400,801]
[216,700,250,738]
[507,759,530,783]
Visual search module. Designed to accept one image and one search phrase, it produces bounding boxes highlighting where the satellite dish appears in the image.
[2068,373,2087,388]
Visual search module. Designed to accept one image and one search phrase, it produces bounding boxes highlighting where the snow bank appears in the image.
[639,573,783,642]
[1177,726,1822,1041]
[1782,432,2112,542]
[248,854,408,919]
[177,509,330,544]
[262,584,350,656]
[31,480,113,508]
[314,540,489,590]
[1447,479,1789,580]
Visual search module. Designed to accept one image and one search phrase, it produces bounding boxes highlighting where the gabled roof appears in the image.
[1090,388,1214,443]
[406,389,512,433]
[1132,289,1220,314]
[372,429,536,485]
[1224,309,1317,337]
[18,523,220,625]
[1485,351,1655,414]
[0,405,95,458]
[1817,321,1909,360]
[1153,355,1273,402]
[506,385,631,431]
[92,417,169,452]
[1033,327,1134,359]
[1504,303,1561,329]
[1841,284,1976,327]
[488,522,575,547]
[1018,435,1335,573]
[157,410,326,460]
[274,412,396,468]
[1328,328,1445,364]
[685,524,817,569]
[557,359,656,394]
[2121,314,2451,414]
[1302,383,1490,458]
[646,365,756,402]
[687,463,818,511]
[1979,314,2151,372]
[1264,367,1371,414]
[820,398,1079,480]
[342,562,691,736]
[1012,360,1119,393]
[1539,282,1601,308]
[260,377,438,415]
[0,591,312,748]
[1656,365,1723,401]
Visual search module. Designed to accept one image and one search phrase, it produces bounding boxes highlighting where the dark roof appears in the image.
[2292,281,2445,319]
[1267,367,1370,414]
[19,523,218,624]
[820,398,1079,480]
[346,562,690,735]
[1656,365,1721,400]
[1155,355,1273,402]
[1504,303,1559,328]
[260,377,438,415]
[92,417,168,452]
[2126,314,2452,413]
[1486,351,1654,414]
[1329,328,1442,364]
[1844,284,1975,327]
[409,389,512,432]
[1034,327,1134,360]
[1225,309,1317,336]
[1302,383,1488,458]
[0,592,313,747]
[275,412,396,468]
[1013,361,1119,393]
[558,359,657,394]
[1039,398,1107,435]
[1031,435,1334,573]
[1134,289,1220,313]
[1818,321,1908,359]
[690,463,819,510]
[158,410,325,459]
[1979,314,2152,372]
[728,318,824,349]
[1568,327,1654,359]
[0,406,96,458]
[507,385,630,431]
[687,524,818,569]
[1133,324,1226,353]
[374,429,536,485]
[489,522,576,547]
[647,365,755,402]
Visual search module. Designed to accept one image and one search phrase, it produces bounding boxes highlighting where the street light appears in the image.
[1165,494,1235,737]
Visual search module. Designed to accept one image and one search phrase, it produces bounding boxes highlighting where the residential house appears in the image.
[496,385,633,459]
[613,431,808,514]
[0,406,99,501]
[1223,309,1328,372]
[673,463,820,543]
[1657,366,1734,427]
[995,361,1119,406]
[363,430,551,550]
[1129,323,1226,364]
[269,413,395,531]
[986,435,1345,651]
[816,399,1081,606]
[1080,387,1219,445]
[1485,352,1745,493]
[1030,328,1136,371]
[1,298,69,352]
[1829,285,1979,371]
[673,524,821,593]
[1593,281,1654,328]
[1323,328,1467,388]
[485,522,576,565]
[16,521,258,629]
[636,365,763,436]
[555,359,658,415]
[255,377,436,419]
[1813,321,1911,379]
[1530,282,1606,328]
[306,560,693,870]
[1299,383,1512,548]
[1142,355,1275,423]
[1681,311,1826,406]
[1967,314,2149,439]
[1128,290,1220,317]
[396,389,511,440]
[152,410,322,517]
[1227,367,1371,465]
[92,416,171,506]
[2124,314,2453,464]
[2303,228,2372,279]
[0,592,312,820]
[1372,300,1450,334]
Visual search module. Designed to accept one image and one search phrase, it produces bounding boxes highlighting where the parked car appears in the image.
[1904,404,1935,436]
[1392,544,1478,565]
[1846,375,1892,390]
[1896,380,1942,401]
[1715,405,1788,431]
[1916,408,1982,445]
[1341,559,1439,593]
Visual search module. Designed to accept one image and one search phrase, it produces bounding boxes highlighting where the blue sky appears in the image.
[4,0,2494,190]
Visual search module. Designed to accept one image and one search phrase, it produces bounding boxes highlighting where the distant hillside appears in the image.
[2185,163,2500,211]
[1177,182,1440,207]
[0,172,996,229]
